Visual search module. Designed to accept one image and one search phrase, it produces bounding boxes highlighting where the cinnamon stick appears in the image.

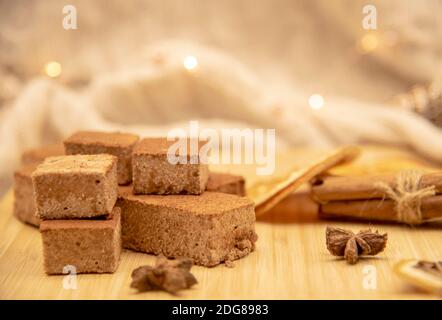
[319,195,442,223]
[312,172,442,202]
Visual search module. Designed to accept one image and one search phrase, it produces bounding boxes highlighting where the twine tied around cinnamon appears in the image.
[375,170,436,225]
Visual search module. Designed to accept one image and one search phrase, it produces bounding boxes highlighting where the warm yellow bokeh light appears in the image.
[358,33,379,53]
[183,55,198,70]
[44,61,62,78]
[308,94,324,110]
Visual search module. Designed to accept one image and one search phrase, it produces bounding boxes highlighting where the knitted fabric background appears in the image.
[0,0,441,194]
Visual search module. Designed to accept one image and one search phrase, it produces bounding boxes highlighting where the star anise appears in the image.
[326,227,388,264]
[130,255,197,294]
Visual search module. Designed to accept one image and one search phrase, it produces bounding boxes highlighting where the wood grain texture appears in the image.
[1,189,441,300]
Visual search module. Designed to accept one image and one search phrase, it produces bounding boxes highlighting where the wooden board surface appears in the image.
[1,188,441,300]
[1,146,441,300]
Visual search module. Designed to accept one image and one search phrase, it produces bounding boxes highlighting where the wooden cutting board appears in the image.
[0,146,441,299]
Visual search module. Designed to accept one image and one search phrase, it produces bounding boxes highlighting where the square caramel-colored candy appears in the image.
[13,164,39,227]
[32,155,118,219]
[117,191,257,267]
[64,131,139,185]
[21,143,65,165]
[206,172,246,196]
[118,184,133,199]
[40,207,121,275]
[132,138,209,195]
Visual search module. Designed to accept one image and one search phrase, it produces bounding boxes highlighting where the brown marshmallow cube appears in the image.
[117,191,257,267]
[118,184,133,199]
[21,143,65,165]
[64,131,139,185]
[40,207,121,274]
[13,164,39,227]
[32,154,118,219]
[206,172,246,196]
[132,138,209,195]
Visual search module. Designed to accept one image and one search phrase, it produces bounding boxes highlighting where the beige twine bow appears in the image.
[375,170,436,225]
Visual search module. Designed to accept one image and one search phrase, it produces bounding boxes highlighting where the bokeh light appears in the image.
[44,61,62,78]
[308,94,324,110]
[183,55,198,70]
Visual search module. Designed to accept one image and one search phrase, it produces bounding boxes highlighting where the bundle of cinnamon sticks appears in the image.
[311,172,442,225]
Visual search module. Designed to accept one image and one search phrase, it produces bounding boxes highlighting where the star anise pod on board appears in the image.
[130,255,197,294]
[326,227,388,264]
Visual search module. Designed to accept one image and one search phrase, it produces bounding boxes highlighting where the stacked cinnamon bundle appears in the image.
[311,171,442,225]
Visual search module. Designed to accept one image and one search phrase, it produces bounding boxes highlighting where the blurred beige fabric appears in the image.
[0,0,442,195]
[1,0,441,100]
